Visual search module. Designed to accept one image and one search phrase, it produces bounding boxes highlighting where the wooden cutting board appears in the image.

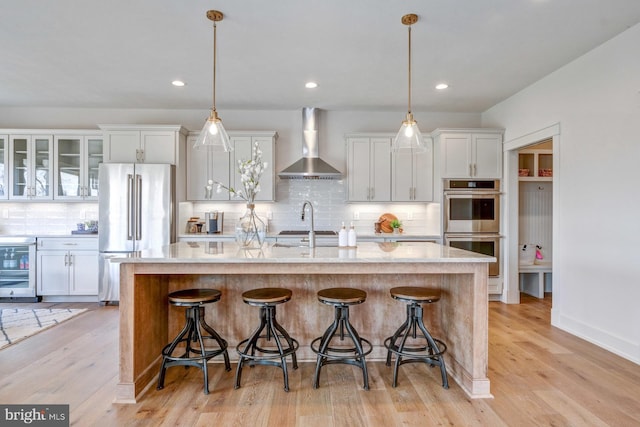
[378,213,398,233]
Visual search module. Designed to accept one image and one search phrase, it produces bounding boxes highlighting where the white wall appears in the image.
[482,23,640,364]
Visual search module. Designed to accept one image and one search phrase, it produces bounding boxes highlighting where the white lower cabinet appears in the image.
[37,237,98,297]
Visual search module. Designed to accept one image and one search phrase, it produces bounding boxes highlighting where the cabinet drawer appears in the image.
[37,237,98,251]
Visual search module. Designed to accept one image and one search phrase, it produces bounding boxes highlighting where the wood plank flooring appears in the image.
[0,295,639,426]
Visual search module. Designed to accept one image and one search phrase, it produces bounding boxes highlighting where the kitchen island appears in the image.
[113,241,494,403]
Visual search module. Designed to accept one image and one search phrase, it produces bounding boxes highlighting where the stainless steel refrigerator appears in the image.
[98,163,175,303]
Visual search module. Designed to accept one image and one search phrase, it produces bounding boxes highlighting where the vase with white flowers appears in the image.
[213,141,267,248]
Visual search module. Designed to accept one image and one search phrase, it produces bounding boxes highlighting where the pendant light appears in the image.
[392,14,426,153]
[193,10,232,152]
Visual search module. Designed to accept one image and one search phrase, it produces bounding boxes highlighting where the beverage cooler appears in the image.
[0,237,38,301]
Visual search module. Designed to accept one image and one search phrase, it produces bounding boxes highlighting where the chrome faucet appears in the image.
[301,200,316,248]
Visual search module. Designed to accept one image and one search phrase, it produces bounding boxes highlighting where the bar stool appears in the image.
[235,287,299,392]
[384,286,449,388]
[311,287,372,390]
[157,288,231,394]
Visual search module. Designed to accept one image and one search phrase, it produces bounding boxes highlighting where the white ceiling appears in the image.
[2,0,639,113]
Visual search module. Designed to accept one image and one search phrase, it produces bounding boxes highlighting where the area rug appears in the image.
[0,308,87,350]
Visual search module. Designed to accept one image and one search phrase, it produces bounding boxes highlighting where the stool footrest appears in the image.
[310,336,373,360]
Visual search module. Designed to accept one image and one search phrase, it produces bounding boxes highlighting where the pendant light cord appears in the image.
[212,20,217,113]
[407,25,412,116]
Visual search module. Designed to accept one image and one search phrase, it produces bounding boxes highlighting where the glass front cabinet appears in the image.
[54,135,103,200]
[0,135,8,199]
[10,135,54,200]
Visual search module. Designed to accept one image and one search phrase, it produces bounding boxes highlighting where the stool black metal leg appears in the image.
[157,313,194,390]
[266,309,290,391]
[313,307,341,389]
[391,311,414,387]
[341,307,369,390]
[415,306,449,389]
[198,309,231,372]
[192,309,210,394]
[235,309,268,389]
[386,304,412,366]
[270,310,299,370]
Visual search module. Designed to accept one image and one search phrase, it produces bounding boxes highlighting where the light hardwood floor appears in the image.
[0,296,639,426]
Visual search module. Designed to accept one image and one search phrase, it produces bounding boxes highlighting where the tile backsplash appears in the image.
[0,203,99,235]
[182,179,441,236]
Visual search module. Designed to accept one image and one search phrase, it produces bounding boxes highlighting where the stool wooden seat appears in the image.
[242,287,292,305]
[157,288,231,395]
[168,288,221,305]
[384,286,448,389]
[311,287,371,390]
[235,287,299,392]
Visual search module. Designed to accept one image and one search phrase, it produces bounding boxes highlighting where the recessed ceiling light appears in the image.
[305,82,318,89]
[435,83,449,90]
[172,80,186,87]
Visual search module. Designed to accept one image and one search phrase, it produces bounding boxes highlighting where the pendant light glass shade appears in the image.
[194,109,232,151]
[193,10,232,152]
[393,112,426,151]
[393,14,426,153]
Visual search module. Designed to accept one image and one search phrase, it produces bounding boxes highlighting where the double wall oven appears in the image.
[443,179,501,277]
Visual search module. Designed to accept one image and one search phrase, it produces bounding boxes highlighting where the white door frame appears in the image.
[502,123,560,304]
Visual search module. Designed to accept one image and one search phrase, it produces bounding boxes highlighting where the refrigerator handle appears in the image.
[127,174,134,241]
[135,174,142,241]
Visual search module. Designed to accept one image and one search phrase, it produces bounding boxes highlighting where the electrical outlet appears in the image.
[353,211,360,220]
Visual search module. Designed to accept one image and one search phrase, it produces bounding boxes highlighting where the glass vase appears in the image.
[235,203,265,249]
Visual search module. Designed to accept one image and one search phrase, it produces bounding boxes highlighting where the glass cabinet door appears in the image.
[56,137,82,198]
[86,137,103,198]
[10,136,29,198]
[33,137,52,198]
[0,135,7,198]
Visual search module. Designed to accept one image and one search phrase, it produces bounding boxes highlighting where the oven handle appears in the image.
[444,191,501,196]
[445,234,503,240]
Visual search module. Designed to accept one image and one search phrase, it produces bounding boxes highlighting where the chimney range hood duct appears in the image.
[278,108,342,179]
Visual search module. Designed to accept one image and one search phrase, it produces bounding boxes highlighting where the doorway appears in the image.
[502,124,560,307]
[517,139,553,299]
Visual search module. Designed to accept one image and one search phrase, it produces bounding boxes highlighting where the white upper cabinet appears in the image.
[9,134,54,200]
[391,137,434,202]
[347,135,391,202]
[100,125,187,164]
[186,131,276,202]
[434,129,503,179]
[54,133,103,200]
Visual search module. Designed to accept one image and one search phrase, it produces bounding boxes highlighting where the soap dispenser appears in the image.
[347,222,357,247]
[338,222,348,247]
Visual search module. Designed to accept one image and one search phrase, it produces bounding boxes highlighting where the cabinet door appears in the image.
[413,148,434,201]
[55,136,82,199]
[369,138,391,202]
[37,251,69,295]
[0,135,8,199]
[104,131,139,163]
[10,135,53,200]
[392,150,413,201]
[472,134,502,178]
[85,137,103,199]
[186,135,230,201]
[348,138,373,201]
[69,251,98,295]
[230,136,252,199]
[140,131,176,164]
[251,136,274,201]
[441,133,472,178]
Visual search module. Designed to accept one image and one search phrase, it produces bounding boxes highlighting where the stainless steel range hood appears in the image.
[278,107,342,179]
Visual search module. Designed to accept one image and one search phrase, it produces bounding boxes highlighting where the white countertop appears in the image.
[113,241,494,264]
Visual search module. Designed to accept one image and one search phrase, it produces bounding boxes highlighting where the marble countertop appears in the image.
[112,241,494,265]
[179,232,441,240]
